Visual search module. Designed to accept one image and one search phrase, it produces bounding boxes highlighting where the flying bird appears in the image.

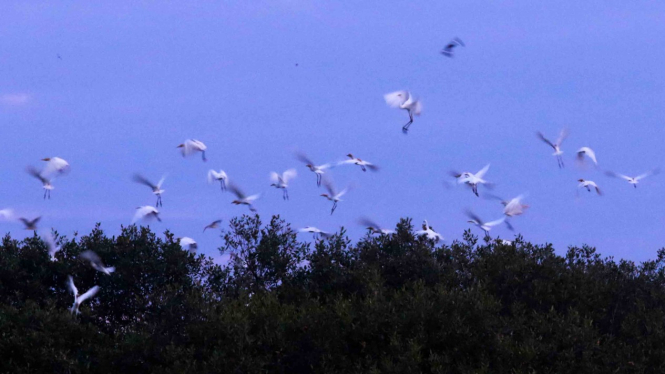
[0,209,14,221]
[415,220,443,242]
[270,169,297,200]
[338,154,379,172]
[203,219,222,232]
[298,227,331,238]
[440,37,465,57]
[384,90,422,134]
[80,250,115,275]
[40,157,70,178]
[466,211,511,236]
[229,184,260,212]
[537,129,568,168]
[19,216,41,230]
[488,194,530,217]
[67,276,99,315]
[577,179,602,195]
[320,179,350,215]
[132,174,166,207]
[605,168,660,188]
[27,166,54,199]
[358,218,395,235]
[179,237,198,253]
[132,206,161,224]
[42,231,61,261]
[576,147,598,166]
[296,152,332,187]
[177,139,207,162]
[450,164,492,197]
[207,170,228,191]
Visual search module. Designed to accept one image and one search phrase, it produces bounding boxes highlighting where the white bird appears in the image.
[228,184,260,212]
[132,206,162,224]
[296,152,332,187]
[605,168,660,188]
[358,218,395,235]
[500,239,513,245]
[577,179,602,195]
[440,37,465,57]
[203,219,222,232]
[270,169,297,200]
[177,139,207,162]
[466,211,511,236]
[40,157,70,178]
[450,164,491,197]
[67,276,99,315]
[576,147,598,166]
[80,250,115,275]
[27,166,54,199]
[207,170,228,191]
[298,226,331,238]
[132,174,166,207]
[0,209,13,221]
[19,216,41,230]
[320,179,350,215]
[488,194,530,217]
[537,129,568,168]
[415,220,443,242]
[384,90,422,134]
[338,154,379,172]
[42,231,61,261]
[179,237,198,253]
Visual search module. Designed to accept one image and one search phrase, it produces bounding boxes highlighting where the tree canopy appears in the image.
[2,215,665,373]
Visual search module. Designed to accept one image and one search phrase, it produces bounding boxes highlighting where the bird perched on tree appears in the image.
[415,220,443,242]
[132,174,166,207]
[440,37,465,57]
[384,90,422,134]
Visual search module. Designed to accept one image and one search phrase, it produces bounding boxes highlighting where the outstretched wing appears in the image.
[358,217,380,230]
[67,275,78,296]
[536,132,556,149]
[485,217,506,228]
[228,184,247,200]
[555,128,569,147]
[78,286,100,304]
[384,91,408,108]
[80,250,102,266]
[132,174,157,190]
[295,151,315,166]
[475,164,490,179]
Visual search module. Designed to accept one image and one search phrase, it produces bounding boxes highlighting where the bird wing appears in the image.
[358,217,380,230]
[80,250,101,265]
[282,169,297,183]
[536,132,556,149]
[228,184,247,200]
[336,159,356,166]
[42,231,60,256]
[453,37,465,47]
[295,151,315,166]
[555,128,569,147]
[245,193,261,202]
[67,275,78,296]
[26,166,49,184]
[78,286,100,304]
[269,172,281,184]
[207,170,220,184]
[475,164,490,179]
[323,179,336,196]
[132,174,157,190]
[41,158,69,178]
[636,168,659,180]
[132,207,152,224]
[157,175,167,188]
[0,209,14,221]
[465,210,485,225]
[485,217,506,227]
[412,100,423,115]
[384,91,408,108]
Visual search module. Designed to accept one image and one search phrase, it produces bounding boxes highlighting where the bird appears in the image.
[132,206,161,224]
[228,184,260,212]
[270,169,297,200]
[605,168,660,188]
[338,154,379,172]
[80,250,115,275]
[537,129,568,168]
[358,218,395,235]
[415,220,443,242]
[577,179,602,195]
[298,227,331,238]
[576,147,598,166]
[450,164,492,197]
[488,194,530,217]
[384,90,422,134]
[177,139,207,161]
[27,166,54,199]
[203,219,222,232]
[42,231,61,261]
[207,170,229,191]
[466,211,511,237]
[179,237,198,253]
[132,174,166,207]
[67,276,99,315]
[0,209,14,221]
[295,152,332,187]
[320,179,350,215]
[440,37,465,57]
[19,216,41,230]
[40,157,70,178]
[500,239,513,245]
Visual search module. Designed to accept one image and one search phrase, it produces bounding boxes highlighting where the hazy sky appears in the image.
[2,1,665,263]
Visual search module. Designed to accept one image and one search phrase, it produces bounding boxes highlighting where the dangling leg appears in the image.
[283,189,289,200]
[316,174,321,187]
[44,190,47,199]
[402,113,413,134]
[331,201,337,215]
[361,165,366,172]
[201,151,207,162]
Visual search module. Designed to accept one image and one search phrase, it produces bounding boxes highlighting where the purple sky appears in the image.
[2,1,665,263]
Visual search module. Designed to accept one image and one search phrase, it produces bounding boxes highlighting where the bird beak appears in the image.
[41,158,50,161]
[176,144,184,148]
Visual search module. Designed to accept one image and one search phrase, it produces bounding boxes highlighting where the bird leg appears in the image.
[557,156,564,168]
[330,201,337,215]
[402,117,413,134]
[316,174,321,187]
[221,180,226,191]
[361,165,366,172]
[44,190,47,199]
[283,189,289,200]
[201,152,207,162]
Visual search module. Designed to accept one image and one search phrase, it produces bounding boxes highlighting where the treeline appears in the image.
[2,215,665,373]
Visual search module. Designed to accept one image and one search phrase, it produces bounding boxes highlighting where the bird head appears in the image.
[346,154,354,159]
[320,194,330,198]
[306,164,314,170]
[41,157,51,161]
[270,183,277,187]
[231,200,241,205]
[577,179,585,182]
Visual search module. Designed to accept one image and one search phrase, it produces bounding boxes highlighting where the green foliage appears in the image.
[1,215,665,373]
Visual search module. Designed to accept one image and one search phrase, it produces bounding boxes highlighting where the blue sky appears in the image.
[1,1,664,263]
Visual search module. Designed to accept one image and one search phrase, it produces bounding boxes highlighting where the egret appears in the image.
[80,250,115,275]
[132,206,161,224]
[466,211,511,237]
[576,147,598,166]
[605,168,660,188]
[384,90,422,134]
[537,129,568,168]
[320,179,350,215]
[229,184,260,212]
[27,166,54,199]
[415,220,443,242]
[203,219,222,232]
[177,139,207,161]
[207,170,228,191]
[338,154,379,172]
[450,164,492,197]
[298,227,331,238]
[132,174,166,207]
[179,237,198,253]
[41,157,70,177]
[577,179,602,195]
[296,152,332,187]
[67,276,99,315]
[270,169,297,200]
